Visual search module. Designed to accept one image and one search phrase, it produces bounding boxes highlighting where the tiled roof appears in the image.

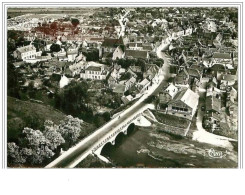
[125,49,148,59]
[102,37,124,47]
[213,52,231,59]
[86,66,101,71]
[16,45,36,53]
[169,88,199,109]
[205,96,221,113]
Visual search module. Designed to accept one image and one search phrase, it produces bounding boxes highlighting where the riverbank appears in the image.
[101,126,238,168]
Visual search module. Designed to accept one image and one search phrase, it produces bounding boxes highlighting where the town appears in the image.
[7,7,238,168]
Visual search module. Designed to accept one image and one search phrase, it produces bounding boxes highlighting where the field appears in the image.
[7,7,98,18]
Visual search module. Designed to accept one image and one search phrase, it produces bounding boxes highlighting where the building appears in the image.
[167,88,199,120]
[125,49,149,59]
[100,37,124,58]
[159,83,178,104]
[137,78,151,93]
[13,45,41,60]
[80,62,108,80]
[112,46,125,60]
[174,68,189,87]
[204,95,222,131]
[143,64,160,79]
[67,50,78,62]
[212,52,233,66]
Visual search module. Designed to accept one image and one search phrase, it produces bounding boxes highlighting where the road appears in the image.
[46,51,169,168]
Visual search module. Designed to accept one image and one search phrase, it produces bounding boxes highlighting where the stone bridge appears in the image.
[92,111,151,158]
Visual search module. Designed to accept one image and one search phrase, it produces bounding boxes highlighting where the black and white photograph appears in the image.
[0,0,244,194]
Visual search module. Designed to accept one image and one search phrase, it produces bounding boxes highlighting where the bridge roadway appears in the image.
[46,49,169,168]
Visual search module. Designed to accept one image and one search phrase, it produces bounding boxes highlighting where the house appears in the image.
[13,45,41,60]
[220,74,237,88]
[174,68,189,87]
[167,88,199,120]
[227,87,238,105]
[187,67,202,81]
[159,83,178,104]
[124,77,137,91]
[44,41,53,51]
[67,50,78,62]
[137,78,151,93]
[58,55,68,62]
[68,62,86,77]
[112,46,125,60]
[204,95,222,131]
[128,42,143,50]
[212,52,233,66]
[143,64,160,80]
[121,95,134,104]
[75,53,87,63]
[229,103,238,131]
[80,62,108,80]
[100,37,124,58]
[125,49,149,59]
[59,75,70,88]
[142,43,153,51]
[107,75,118,89]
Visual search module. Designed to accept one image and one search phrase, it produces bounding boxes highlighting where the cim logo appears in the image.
[207,148,227,159]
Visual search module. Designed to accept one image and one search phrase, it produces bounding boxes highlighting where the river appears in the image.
[101,125,238,168]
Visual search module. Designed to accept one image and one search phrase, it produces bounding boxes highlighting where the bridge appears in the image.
[45,55,169,168]
[45,34,174,168]
[46,70,165,168]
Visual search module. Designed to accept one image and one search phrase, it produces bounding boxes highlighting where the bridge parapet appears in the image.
[92,112,143,155]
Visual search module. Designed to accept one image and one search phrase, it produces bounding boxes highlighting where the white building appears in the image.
[80,62,108,80]
[59,75,70,88]
[13,45,41,61]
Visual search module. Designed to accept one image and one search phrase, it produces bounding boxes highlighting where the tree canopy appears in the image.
[71,18,80,27]
[50,43,61,52]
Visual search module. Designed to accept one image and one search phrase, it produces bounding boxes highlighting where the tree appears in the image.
[41,51,48,56]
[21,127,54,165]
[54,80,93,121]
[50,43,61,53]
[7,142,28,165]
[136,58,146,72]
[93,114,106,128]
[43,120,65,151]
[58,115,83,146]
[83,49,99,61]
[71,18,80,27]
[120,72,131,81]
[7,63,20,98]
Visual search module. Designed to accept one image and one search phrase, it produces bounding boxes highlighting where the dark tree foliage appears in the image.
[83,49,99,61]
[120,72,131,81]
[7,63,20,98]
[50,43,61,53]
[41,51,48,56]
[54,80,93,122]
[71,18,80,27]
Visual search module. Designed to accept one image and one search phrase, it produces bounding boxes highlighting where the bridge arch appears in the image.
[100,142,114,156]
[100,123,136,156]
[127,123,136,135]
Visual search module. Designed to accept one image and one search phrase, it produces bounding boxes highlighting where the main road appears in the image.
[46,48,170,168]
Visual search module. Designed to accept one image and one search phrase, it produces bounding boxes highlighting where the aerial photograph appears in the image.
[6,7,238,168]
